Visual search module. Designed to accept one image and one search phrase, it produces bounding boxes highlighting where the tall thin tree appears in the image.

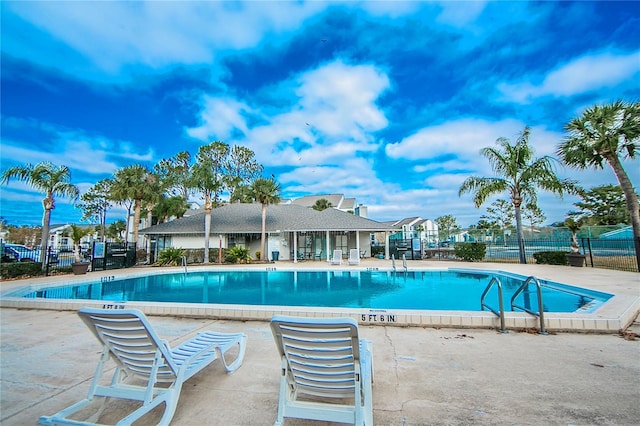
[225,145,263,202]
[154,151,192,200]
[189,141,229,264]
[77,178,113,242]
[251,177,281,260]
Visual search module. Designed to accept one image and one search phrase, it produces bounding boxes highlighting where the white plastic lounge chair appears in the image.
[331,249,343,265]
[270,315,373,426]
[39,308,247,426]
[348,249,360,265]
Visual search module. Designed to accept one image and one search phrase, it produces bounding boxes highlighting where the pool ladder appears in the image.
[480,276,507,333]
[481,275,547,334]
[391,254,408,273]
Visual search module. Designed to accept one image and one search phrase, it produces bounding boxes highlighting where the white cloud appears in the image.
[186,97,252,141]
[498,50,640,102]
[187,60,390,167]
[0,129,153,177]
[385,118,524,161]
[296,61,390,134]
[3,1,326,79]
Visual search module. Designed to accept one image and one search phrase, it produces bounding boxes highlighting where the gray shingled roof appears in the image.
[139,203,396,235]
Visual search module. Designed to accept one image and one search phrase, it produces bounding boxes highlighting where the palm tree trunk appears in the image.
[145,206,153,264]
[608,155,640,239]
[124,205,131,243]
[203,194,212,264]
[40,200,53,271]
[607,154,640,270]
[513,203,527,264]
[132,200,141,250]
[260,204,267,258]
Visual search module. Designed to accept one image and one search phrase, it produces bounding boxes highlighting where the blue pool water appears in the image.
[16,270,612,313]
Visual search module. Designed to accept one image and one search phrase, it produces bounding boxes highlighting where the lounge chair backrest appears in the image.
[271,315,360,399]
[78,308,179,382]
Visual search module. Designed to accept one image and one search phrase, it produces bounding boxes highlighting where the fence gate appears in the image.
[91,242,136,271]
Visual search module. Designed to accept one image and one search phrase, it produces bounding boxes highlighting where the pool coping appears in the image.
[1,260,638,333]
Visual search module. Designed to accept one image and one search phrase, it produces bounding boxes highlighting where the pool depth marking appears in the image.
[362,310,397,323]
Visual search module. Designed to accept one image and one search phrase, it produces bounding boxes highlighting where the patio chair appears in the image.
[331,249,343,265]
[348,249,360,265]
[38,308,247,426]
[270,315,373,425]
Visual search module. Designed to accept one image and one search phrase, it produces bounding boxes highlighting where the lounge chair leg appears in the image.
[218,335,248,373]
[116,392,173,426]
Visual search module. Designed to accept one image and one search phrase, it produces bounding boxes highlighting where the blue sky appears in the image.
[1,1,639,228]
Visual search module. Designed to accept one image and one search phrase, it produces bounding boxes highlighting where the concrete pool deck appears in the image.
[1,260,639,424]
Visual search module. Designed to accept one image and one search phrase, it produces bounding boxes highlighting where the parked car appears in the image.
[1,244,58,263]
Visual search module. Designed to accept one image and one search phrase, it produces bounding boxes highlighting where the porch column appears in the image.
[355,231,360,257]
[325,230,330,262]
[385,231,390,260]
[293,231,298,264]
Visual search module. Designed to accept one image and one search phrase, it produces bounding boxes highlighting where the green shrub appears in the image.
[157,247,185,266]
[453,242,486,261]
[0,262,45,279]
[533,251,568,265]
[225,246,251,264]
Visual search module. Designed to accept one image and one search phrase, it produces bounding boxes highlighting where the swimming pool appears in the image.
[13,269,612,313]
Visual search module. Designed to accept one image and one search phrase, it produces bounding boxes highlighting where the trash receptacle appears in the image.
[271,251,280,261]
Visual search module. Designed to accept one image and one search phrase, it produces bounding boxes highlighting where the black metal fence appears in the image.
[389,237,639,273]
[42,242,136,274]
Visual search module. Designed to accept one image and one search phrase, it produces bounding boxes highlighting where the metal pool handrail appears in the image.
[480,276,507,333]
[510,276,547,335]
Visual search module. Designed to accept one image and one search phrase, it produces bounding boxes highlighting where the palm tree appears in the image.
[153,195,191,222]
[558,100,640,267]
[1,162,79,269]
[230,184,254,203]
[189,141,229,264]
[110,165,158,249]
[312,198,333,211]
[251,177,281,261]
[67,224,91,263]
[459,127,576,264]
